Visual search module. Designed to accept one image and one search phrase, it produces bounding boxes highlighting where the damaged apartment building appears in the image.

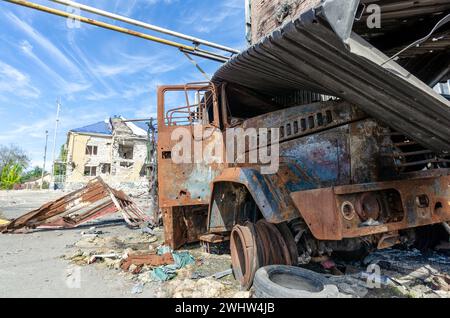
[64,117,154,195]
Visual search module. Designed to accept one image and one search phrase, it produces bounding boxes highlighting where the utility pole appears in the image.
[50,98,61,190]
[40,130,49,190]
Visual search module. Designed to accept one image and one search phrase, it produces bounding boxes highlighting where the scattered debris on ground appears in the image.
[0,178,149,233]
[2,190,448,299]
[320,248,450,298]
[63,226,246,298]
[156,277,250,298]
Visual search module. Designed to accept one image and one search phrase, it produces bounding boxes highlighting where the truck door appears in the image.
[157,82,225,248]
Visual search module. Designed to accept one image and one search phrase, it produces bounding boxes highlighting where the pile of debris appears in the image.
[0,177,149,233]
[323,248,450,298]
[156,277,250,298]
[64,228,247,298]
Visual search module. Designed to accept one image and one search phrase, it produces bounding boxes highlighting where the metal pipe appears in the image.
[122,119,153,123]
[49,0,240,55]
[2,0,230,62]
[179,48,228,63]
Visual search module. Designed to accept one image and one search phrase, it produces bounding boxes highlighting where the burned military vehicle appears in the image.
[157,0,450,288]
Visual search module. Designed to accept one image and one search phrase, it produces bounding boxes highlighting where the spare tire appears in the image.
[253,265,340,298]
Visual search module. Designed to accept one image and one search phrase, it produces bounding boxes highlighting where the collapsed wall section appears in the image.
[250,0,321,44]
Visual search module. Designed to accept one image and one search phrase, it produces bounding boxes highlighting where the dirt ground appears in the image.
[0,190,449,298]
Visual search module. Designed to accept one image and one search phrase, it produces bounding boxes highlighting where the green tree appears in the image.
[0,162,23,190]
[21,166,44,183]
[0,144,30,172]
[54,144,68,178]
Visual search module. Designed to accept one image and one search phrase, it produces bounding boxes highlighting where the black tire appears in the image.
[253,265,340,298]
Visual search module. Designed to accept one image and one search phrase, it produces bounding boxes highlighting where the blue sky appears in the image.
[0,0,245,169]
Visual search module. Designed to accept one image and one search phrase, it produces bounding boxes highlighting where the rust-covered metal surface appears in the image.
[291,174,450,240]
[231,220,299,289]
[157,84,224,209]
[207,100,396,234]
[157,83,225,249]
[0,177,149,233]
[214,2,450,154]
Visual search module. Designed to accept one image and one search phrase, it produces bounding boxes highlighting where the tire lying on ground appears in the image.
[253,265,340,298]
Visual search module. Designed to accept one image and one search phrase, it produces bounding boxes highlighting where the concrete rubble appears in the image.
[62,226,247,298]
[62,219,450,298]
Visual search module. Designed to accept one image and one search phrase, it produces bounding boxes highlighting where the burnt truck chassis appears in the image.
[157,0,450,289]
[157,83,450,288]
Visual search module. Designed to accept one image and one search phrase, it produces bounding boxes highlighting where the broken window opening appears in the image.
[84,166,97,177]
[101,163,111,175]
[120,162,134,169]
[119,144,134,160]
[86,145,98,156]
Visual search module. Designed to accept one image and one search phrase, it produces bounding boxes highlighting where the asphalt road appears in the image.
[0,190,157,298]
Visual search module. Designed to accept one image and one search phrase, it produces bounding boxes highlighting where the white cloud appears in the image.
[181,0,244,34]
[66,31,118,92]
[0,61,40,99]
[19,40,91,95]
[92,52,182,77]
[4,12,82,77]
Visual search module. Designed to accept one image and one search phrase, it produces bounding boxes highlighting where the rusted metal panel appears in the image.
[157,84,224,209]
[162,205,209,250]
[290,187,343,240]
[210,167,302,228]
[120,253,174,271]
[157,83,226,249]
[0,177,149,233]
[208,101,392,234]
[290,174,450,241]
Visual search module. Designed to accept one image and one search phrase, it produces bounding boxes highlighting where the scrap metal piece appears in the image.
[0,177,149,233]
[120,253,174,271]
[319,0,361,41]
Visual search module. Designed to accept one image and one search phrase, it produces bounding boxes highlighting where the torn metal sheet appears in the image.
[0,177,149,233]
[213,5,450,154]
